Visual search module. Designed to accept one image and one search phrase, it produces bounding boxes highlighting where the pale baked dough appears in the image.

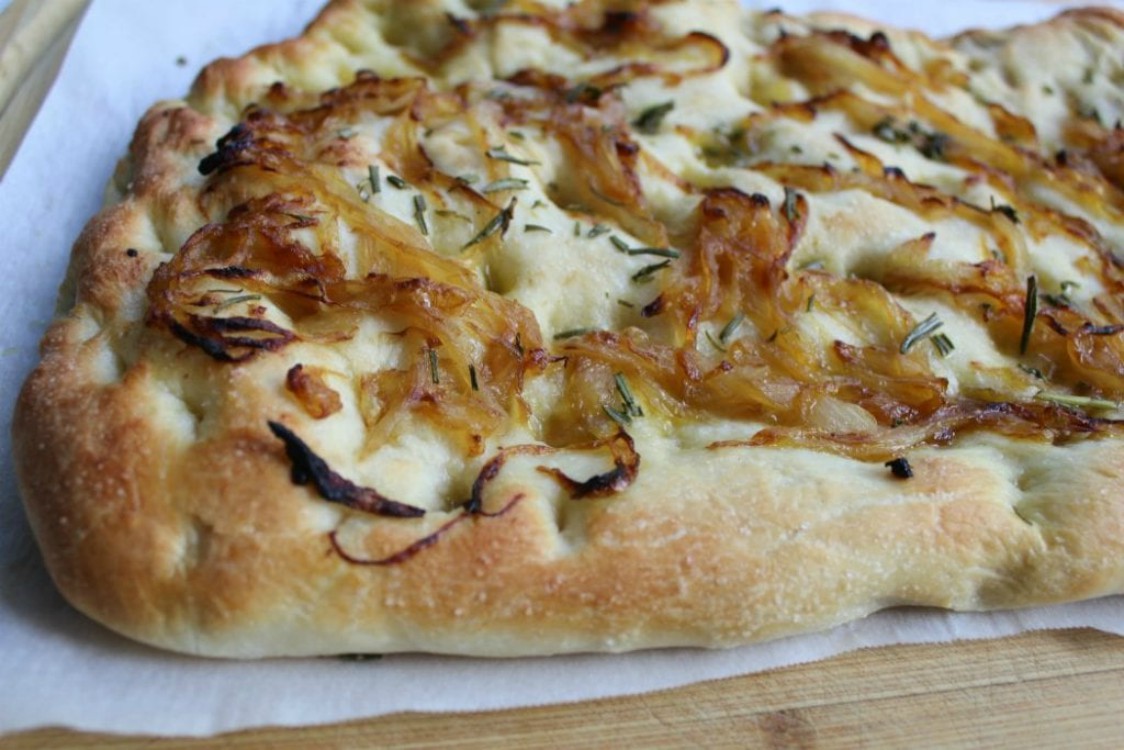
[13,0,1124,657]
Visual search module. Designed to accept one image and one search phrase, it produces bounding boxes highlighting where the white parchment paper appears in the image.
[1,0,1121,737]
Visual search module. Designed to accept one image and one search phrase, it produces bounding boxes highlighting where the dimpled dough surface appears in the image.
[12,0,1124,657]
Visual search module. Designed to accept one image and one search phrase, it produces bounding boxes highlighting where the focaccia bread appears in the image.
[13,0,1124,657]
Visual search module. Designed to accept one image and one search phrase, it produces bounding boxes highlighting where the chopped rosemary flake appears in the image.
[632,101,675,134]
[627,247,680,259]
[603,405,632,427]
[368,165,381,195]
[413,194,429,236]
[705,330,727,353]
[486,146,539,166]
[614,373,643,418]
[719,312,745,344]
[1035,392,1118,411]
[587,224,611,239]
[631,260,671,282]
[805,294,816,313]
[553,327,595,340]
[456,174,479,185]
[481,178,530,193]
[463,199,516,249]
[900,312,944,354]
[1020,275,1038,355]
[783,187,799,222]
[338,127,357,140]
[532,199,546,209]
[509,130,526,141]
[386,174,408,189]
[573,222,581,237]
[469,364,479,392]
[214,294,262,312]
[1019,364,1045,380]
[617,299,635,309]
[931,332,955,357]
[524,224,553,233]
[427,349,439,385]
[609,235,631,253]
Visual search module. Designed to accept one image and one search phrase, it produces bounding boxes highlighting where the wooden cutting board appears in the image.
[2,2,1123,748]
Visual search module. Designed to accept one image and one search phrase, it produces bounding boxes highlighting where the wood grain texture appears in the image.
[1,2,1122,748]
[3,630,1123,749]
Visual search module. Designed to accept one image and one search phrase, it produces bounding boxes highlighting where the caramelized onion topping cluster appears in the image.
[153,1,1124,508]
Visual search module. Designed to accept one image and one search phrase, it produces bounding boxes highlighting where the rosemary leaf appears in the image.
[413,194,429,236]
[632,101,675,134]
[486,146,539,166]
[1020,275,1038,355]
[631,260,671,283]
[481,178,530,193]
[553,327,595,340]
[427,349,440,385]
[719,312,745,344]
[627,247,680,259]
[931,332,955,357]
[463,199,516,249]
[214,294,262,313]
[900,312,944,354]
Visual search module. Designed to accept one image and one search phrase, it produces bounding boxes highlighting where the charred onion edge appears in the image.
[537,430,641,499]
[267,420,426,518]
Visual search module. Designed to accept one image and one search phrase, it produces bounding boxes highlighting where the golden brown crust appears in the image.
[13,0,1124,657]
